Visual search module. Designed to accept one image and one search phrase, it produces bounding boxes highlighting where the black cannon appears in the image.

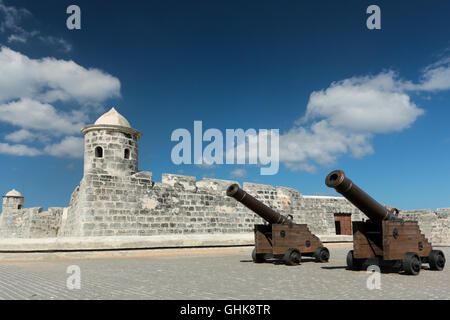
[227,184,329,266]
[326,170,445,275]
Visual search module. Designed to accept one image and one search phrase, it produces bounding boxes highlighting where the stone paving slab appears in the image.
[0,245,448,300]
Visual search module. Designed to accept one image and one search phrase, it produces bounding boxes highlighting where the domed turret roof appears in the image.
[94,107,131,128]
[81,107,141,138]
[5,189,23,197]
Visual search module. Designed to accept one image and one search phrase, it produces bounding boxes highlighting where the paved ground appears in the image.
[0,245,448,300]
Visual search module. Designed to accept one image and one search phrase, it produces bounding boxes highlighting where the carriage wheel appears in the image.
[346,250,363,271]
[283,248,301,266]
[402,252,421,275]
[252,248,266,263]
[314,247,330,263]
[428,250,446,271]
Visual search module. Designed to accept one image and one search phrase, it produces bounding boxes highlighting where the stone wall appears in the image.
[29,208,63,238]
[58,171,362,237]
[431,208,450,245]
[0,208,34,238]
[59,182,86,237]
[0,207,63,238]
[1,170,449,245]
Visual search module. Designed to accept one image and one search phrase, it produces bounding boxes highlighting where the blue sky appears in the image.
[0,0,449,210]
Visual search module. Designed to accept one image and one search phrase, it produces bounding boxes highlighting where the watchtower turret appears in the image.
[81,108,142,176]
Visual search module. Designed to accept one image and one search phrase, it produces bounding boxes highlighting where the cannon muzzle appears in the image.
[325,170,397,222]
[226,184,292,225]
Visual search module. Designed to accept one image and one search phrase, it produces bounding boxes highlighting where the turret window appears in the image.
[95,146,103,158]
[124,148,130,159]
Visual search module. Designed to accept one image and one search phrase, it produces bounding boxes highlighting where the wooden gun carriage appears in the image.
[226,184,329,266]
[325,170,446,275]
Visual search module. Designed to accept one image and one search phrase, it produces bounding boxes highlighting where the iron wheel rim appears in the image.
[437,254,445,268]
[412,258,421,273]
[291,252,300,264]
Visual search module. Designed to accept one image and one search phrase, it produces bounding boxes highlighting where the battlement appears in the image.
[161,173,197,191]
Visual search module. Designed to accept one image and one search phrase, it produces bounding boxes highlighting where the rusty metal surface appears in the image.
[226,184,292,225]
[325,170,397,222]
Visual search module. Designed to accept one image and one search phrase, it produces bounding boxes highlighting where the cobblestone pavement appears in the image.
[0,245,448,300]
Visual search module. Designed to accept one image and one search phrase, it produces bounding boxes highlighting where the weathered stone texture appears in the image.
[83,129,139,177]
[55,174,373,238]
[431,208,450,245]
[28,208,63,238]
[2,195,24,211]
[0,207,63,238]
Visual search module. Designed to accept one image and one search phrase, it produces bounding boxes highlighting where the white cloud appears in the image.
[280,121,374,173]
[0,47,121,104]
[4,129,35,142]
[230,168,247,178]
[279,70,433,172]
[44,136,84,158]
[415,57,450,91]
[0,0,31,35]
[0,142,41,156]
[0,1,70,51]
[38,36,72,53]
[0,98,85,135]
[7,34,26,43]
[302,72,424,133]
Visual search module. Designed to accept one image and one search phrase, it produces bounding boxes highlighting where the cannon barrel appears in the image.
[226,184,291,225]
[325,170,397,222]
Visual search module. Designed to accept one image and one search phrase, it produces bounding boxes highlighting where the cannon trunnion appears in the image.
[326,170,445,275]
[227,184,329,266]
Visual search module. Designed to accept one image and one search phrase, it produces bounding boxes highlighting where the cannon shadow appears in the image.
[321,264,432,275]
[240,256,321,265]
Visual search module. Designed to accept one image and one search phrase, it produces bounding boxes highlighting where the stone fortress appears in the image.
[1,108,449,246]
